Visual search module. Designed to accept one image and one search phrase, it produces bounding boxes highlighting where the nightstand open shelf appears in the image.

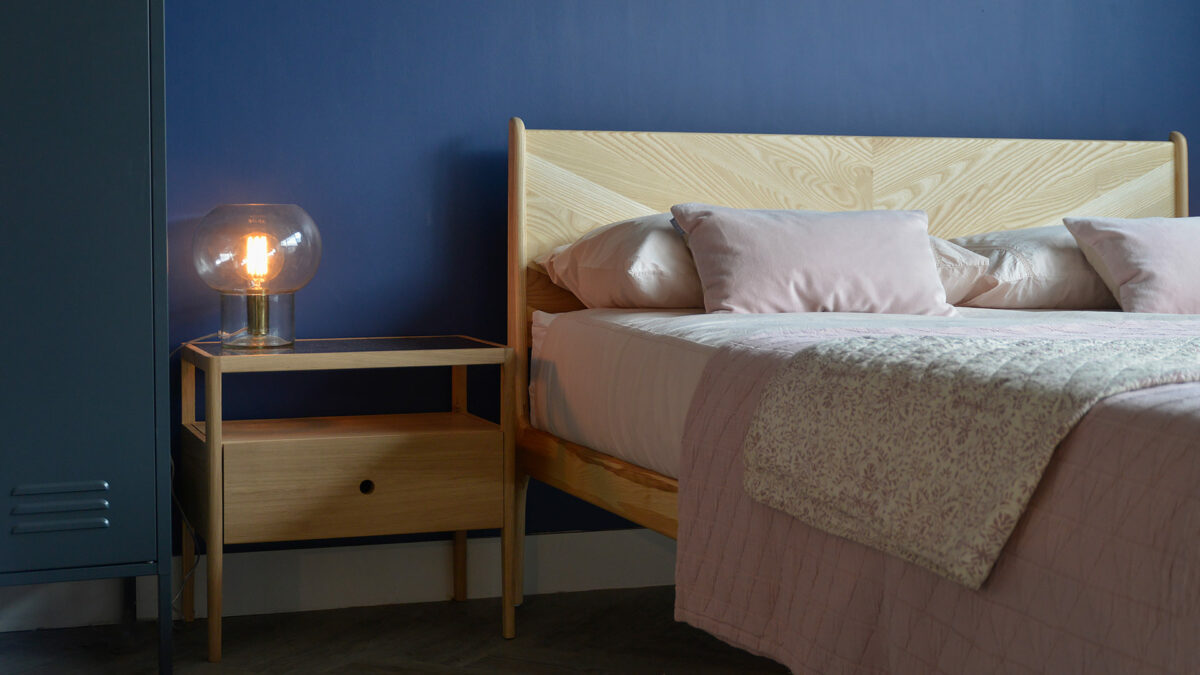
[174,336,515,663]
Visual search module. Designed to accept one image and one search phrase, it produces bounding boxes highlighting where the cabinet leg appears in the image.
[181,520,195,622]
[158,570,173,674]
[452,530,467,601]
[513,474,529,606]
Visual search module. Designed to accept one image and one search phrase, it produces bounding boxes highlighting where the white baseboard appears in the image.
[0,529,676,632]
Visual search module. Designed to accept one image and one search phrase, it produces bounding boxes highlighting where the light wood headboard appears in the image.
[507,116,1188,425]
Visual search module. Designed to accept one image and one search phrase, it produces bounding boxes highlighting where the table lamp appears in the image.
[193,204,322,348]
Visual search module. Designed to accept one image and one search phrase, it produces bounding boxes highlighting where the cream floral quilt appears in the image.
[743,334,1200,587]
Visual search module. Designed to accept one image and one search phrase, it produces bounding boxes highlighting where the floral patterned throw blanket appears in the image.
[743,334,1200,587]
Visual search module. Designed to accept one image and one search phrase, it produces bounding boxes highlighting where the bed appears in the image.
[505,117,1197,672]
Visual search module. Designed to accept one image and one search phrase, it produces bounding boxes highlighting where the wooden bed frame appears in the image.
[505,116,1188,597]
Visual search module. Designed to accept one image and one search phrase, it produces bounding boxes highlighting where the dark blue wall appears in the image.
[167,0,1200,534]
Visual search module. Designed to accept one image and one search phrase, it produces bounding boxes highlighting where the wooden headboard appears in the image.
[506,116,1187,425]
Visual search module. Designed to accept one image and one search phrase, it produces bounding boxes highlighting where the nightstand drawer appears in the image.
[219,414,502,544]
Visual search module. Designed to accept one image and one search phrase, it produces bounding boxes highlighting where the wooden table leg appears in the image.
[181,358,196,427]
[451,365,467,413]
[181,356,197,625]
[452,530,467,601]
[204,364,224,663]
[451,365,470,603]
[181,519,195,622]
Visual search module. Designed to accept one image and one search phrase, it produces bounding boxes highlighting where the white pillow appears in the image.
[952,225,1117,309]
[929,236,997,305]
[536,213,704,308]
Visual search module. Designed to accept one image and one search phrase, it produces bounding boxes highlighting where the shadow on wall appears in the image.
[168,216,213,347]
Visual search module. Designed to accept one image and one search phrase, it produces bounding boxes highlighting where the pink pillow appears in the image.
[537,213,704,308]
[1064,216,1200,313]
[670,203,954,315]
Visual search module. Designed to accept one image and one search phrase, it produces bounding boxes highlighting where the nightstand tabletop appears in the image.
[182,335,509,373]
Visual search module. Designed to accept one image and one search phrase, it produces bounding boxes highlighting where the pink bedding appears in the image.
[674,325,1200,674]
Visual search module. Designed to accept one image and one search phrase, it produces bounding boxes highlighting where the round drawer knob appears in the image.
[359,479,375,495]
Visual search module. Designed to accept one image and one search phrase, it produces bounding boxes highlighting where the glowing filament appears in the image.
[244,234,271,285]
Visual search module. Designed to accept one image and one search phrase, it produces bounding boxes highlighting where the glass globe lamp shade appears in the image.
[193,204,321,348]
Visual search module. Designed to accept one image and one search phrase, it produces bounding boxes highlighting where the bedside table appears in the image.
[175,336,516,662]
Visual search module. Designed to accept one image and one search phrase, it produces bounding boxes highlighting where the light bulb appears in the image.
[193,204,321,348]
[240,232,283,287]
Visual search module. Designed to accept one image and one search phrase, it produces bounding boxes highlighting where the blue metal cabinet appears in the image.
[0,0,171,671]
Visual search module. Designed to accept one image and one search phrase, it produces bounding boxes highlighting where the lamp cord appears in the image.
[168,332,218,360]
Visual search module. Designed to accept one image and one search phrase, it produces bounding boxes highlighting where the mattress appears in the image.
[528,306,1195,478]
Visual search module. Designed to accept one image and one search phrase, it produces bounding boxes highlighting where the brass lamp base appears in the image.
[218,292,294,348]
[247,292,269,336]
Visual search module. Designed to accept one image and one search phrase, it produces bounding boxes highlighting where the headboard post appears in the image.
[1171,131,1189,216]
[507,117,530,429]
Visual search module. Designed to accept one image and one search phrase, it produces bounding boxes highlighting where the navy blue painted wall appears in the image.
[167,0,1200,535]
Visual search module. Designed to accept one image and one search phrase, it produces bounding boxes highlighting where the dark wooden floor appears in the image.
[0,586,787,674]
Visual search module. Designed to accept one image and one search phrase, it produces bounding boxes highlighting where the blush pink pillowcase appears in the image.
[670,203,954,315]
[537,213,704,308]
[1064,216,1200,313]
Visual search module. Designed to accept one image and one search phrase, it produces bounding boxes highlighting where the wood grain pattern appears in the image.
[181,358,195,427]
[516,425,678,539]
[500,352,517,638]
[505,118,1186,552]
[214,347,506,373]
[204,362,223,662]
[522,128,1179,269]
[178,340,515,661]
[189,412,496,443]
[221,414,502,544]
[508,118,531,428]
[512,473,529,607]
[1172,131,1189,216]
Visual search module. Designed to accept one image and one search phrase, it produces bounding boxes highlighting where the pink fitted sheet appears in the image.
[529,307,1200,478]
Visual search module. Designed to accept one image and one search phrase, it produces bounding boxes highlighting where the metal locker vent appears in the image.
[9,480,111,534]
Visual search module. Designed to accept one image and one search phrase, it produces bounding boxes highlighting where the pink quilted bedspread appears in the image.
[674,326,1200,674]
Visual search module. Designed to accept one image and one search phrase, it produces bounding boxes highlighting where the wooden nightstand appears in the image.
[175,336,515,662]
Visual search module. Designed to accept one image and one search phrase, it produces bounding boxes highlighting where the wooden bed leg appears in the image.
[513,473,529,606]
[500,352,517,638]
